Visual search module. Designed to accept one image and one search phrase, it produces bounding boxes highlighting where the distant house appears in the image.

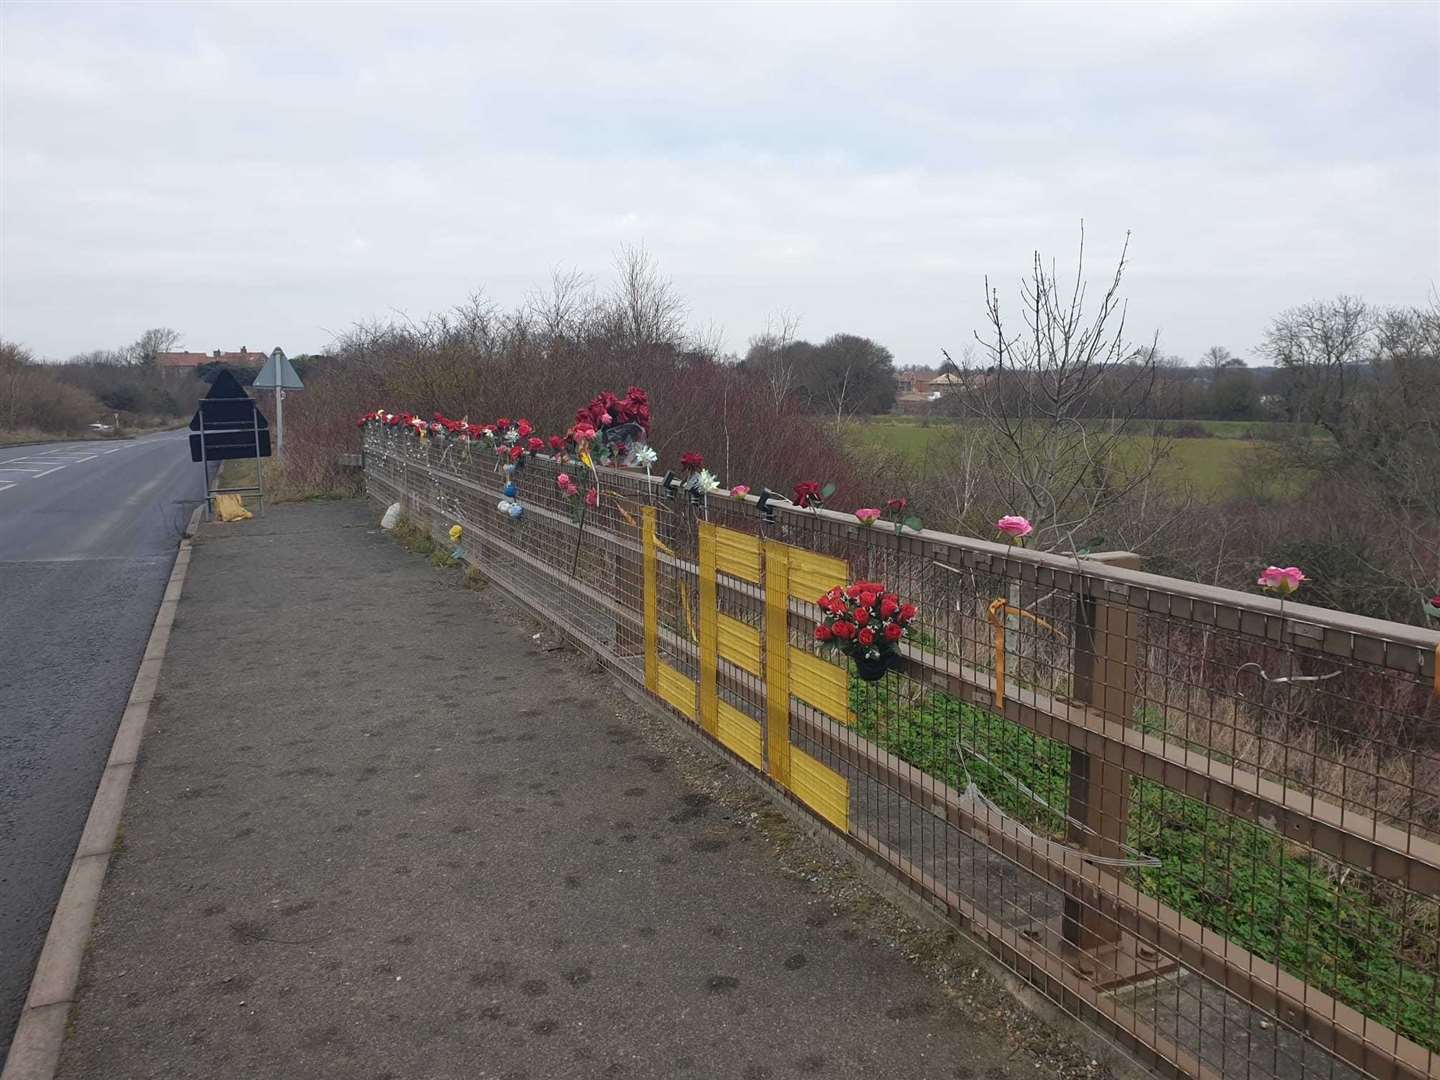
[927,372,966,392]
[157,347,267,369]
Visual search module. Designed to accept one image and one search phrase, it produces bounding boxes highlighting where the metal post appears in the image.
[252,399,263,516]
[199,400,211,519]
[275,386,284,460]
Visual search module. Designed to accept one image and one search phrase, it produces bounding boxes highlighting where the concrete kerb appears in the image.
[1,506,204,1080]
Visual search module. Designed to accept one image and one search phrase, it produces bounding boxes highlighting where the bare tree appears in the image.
[1199,345,1234,387]
[745,310,801,411]
[1262,298,1440,619]
[607,244,688,352]
[1260,295,1373,429]
[939,227,1171,551]
[130,327,182,366]
[0,340,32,430]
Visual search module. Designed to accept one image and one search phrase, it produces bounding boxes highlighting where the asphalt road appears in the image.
[0,432,207,1061]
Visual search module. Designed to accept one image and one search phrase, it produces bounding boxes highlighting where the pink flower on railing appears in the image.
[730,484,750,499]
[1257,566,1307,596]
[996,515,1033,542]
[585,487,599,508]
[855,508,881,526]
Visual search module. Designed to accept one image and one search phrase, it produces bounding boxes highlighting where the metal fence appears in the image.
[363,426,1440,1080]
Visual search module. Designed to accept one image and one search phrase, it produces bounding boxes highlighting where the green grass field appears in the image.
[850,418,1313,501]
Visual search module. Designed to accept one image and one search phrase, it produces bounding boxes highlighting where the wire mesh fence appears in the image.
[364,426,1440,1080]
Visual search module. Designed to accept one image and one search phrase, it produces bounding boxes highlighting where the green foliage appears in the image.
[849,679,1070,833]
[1131,783,1437,1050]
[849,677,1439,1051]
[389,516,435,556]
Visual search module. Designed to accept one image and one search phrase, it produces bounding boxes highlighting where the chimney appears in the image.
[213,349,221,358]
[240,346,247,356]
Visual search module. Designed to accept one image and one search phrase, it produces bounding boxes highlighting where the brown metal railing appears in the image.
[363,427,1440,1080]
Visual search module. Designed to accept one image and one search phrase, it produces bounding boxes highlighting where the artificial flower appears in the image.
[680,451,704,472]
[633,445,658,469]
[855,508,881,526]
[448,524,463,543]
[996,515,1033,540]
[585,487,599,508]
[730,484,750,499]
[1257,566,1307,596]
[792,481,822,508]
[694,469,720,495]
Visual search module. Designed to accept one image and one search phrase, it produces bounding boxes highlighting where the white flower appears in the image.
[504,428,519,443]
[695,468,720,495]
[497,498,513,513]
[632,445,658,468]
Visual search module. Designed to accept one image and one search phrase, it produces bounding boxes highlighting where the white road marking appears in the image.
[30,466,65,478]
[0,482,14,493]
[0,466,51,474]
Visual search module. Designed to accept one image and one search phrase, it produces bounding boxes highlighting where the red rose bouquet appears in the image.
[568,386,652,467]
[814,580,917,681]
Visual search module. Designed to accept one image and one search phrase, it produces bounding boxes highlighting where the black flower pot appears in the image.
[853,650,901,682]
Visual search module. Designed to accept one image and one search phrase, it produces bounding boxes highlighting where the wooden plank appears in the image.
[714,525,762,583]
[763,540,792,786]
[716,701,764,771]
[717,614,762,676]
[788,747,849,832]
[786,547,848,604]
[642,508,658,694]
[789,647,852,725]
[697,524,719,735]
[656,663,697,721]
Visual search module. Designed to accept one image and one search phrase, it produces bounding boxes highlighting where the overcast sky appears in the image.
[2,1,1436,366]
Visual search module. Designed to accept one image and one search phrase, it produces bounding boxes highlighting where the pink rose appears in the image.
[855,508,881,526]
[730,485,750,499]
[996,515,1033,540]
[1257,566,1307,596]
[585,487,599,508]
[556,473,571,487]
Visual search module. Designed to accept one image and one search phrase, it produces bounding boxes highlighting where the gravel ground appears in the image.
[58,500,1119,1080]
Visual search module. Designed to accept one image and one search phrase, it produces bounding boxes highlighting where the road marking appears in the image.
[0,482,14,493]
[30,465,66,477]
[103,448,124,454]
[0,466,52,474]
[4,554,179,566]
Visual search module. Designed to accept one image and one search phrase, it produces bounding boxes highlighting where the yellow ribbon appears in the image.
[986,597,1063,710]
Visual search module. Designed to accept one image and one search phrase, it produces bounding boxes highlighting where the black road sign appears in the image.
[189,369,271,462]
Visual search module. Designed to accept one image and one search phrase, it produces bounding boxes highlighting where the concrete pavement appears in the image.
[0,432,207,1059]
[54,500,1107,1080]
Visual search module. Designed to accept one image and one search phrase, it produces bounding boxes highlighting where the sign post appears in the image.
[252,347,304,459]
[190,369,271,517]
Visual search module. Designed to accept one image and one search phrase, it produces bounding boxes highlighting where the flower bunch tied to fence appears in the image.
[814,581,917,681]
[360,394,937,533]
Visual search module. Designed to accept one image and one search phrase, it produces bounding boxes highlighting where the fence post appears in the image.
[642,508,658,695]
[762,540,791,787]
[1064,551,1141,952]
